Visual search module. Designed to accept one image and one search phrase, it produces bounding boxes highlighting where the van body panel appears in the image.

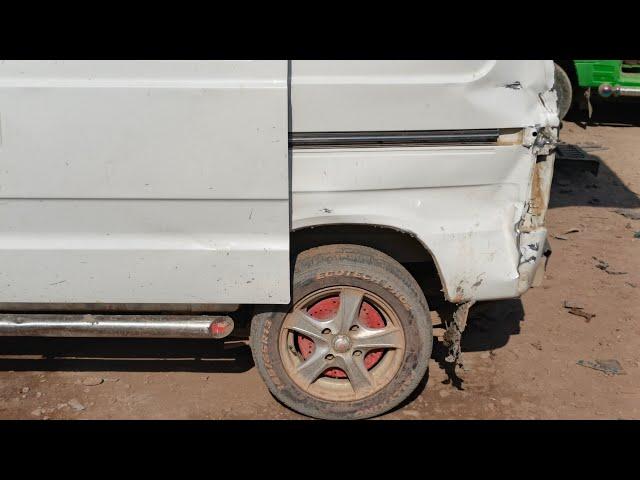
[0,60,290,304]
[291,143,536,301]
[291,60,557,131]
[0,60,557,306]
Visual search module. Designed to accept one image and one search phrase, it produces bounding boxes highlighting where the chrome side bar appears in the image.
[0,314,234,339]
[290,129,500,148]
[598,84,640,98]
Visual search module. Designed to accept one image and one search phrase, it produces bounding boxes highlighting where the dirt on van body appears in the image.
[1,108,639,420]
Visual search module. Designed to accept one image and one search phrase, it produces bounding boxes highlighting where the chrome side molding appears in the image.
[290,129,501,148]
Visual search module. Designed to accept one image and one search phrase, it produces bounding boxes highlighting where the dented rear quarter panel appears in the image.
[291,60,559,303]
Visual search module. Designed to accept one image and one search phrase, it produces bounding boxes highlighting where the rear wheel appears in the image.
[250,244,432,420]
[554,63,573,120]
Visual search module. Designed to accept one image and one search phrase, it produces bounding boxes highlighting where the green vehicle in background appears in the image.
[553,60,640,119]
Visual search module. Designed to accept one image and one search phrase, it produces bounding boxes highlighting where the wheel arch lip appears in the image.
[291,216,452,301]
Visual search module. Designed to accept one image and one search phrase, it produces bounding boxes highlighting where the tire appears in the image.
[250,244,432,420]
[554,63,573,120]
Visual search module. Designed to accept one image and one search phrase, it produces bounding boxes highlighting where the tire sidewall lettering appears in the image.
[316,270,411,311]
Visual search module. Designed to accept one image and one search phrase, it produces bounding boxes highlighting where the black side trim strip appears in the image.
[290,129,500,148]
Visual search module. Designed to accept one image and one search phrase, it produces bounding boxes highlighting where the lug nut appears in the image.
[322,328,331,334]
[349,325,359,331]
[325,354,334,360]
[353,350,362,357]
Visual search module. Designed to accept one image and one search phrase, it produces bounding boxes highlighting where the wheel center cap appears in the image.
[332,335,352,353]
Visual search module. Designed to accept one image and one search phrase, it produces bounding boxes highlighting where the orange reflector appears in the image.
[209,318,234,338]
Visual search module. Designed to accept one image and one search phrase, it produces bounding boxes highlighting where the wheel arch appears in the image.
[290,222,447,302]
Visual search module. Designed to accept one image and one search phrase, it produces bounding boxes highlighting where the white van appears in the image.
[0,61,558,419]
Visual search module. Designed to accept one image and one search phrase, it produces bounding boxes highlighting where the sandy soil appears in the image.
[1,104,639,420]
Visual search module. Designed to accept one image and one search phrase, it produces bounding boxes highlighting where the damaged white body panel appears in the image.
[0,60,557,307]
[0,60,559,418]
[291,60,559,303]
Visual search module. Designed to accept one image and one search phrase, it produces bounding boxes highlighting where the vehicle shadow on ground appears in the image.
[566,98,640,128]
[393,298,524,407]
[0,298,523,398]
[552,155,640,210]
[556,105,640,210]
[0,337,254,374]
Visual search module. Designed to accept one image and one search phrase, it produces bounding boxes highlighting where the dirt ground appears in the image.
[0,103,639,420]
